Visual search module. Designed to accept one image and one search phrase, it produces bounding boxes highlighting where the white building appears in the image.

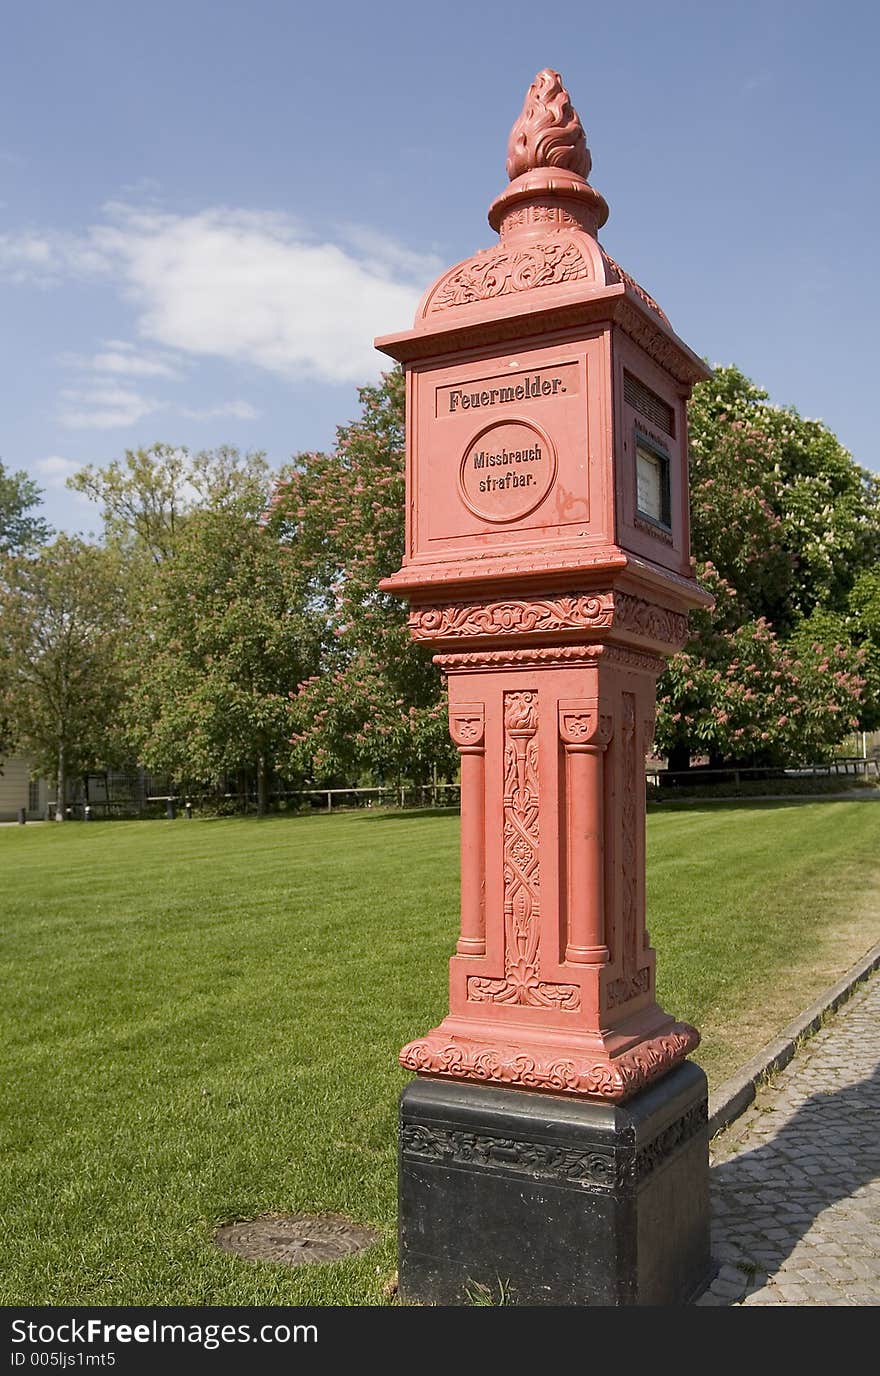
[0,755,48,821]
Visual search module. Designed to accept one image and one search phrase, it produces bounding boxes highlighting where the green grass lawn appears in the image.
[2,802,877,1305]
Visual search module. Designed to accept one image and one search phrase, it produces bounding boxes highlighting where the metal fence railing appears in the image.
[645,756,879,789]
[43,757,877,820]
[142,783,462,816]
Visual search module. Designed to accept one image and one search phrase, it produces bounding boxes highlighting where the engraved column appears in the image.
[450,703,486,956]
[559,701,613,964]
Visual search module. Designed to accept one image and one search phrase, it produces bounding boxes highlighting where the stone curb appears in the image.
[707,940,880,1139]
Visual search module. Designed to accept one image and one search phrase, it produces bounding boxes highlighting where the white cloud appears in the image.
[2,203,440,382]
[91,348,181,379]
[57,385,163,430]
[59,340,184,380]
[34,455,83,488]
[0,233,55,283]
[54,342,257,429]
[0,228,111,285]
[340,224,443,283]
[180,400,260,421]
[103,205,438,383]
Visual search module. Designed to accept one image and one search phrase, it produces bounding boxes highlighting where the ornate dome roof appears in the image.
[415,70,667,329]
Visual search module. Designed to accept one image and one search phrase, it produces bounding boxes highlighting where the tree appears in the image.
[66,443,317,812]
[270,364,879,779]
[269,370,457,786]
[0,460,51,554]
[68,443,272,564]
[124,505,320,813]
[655,366,880,767]
[686,366,880,625]
[844,568,880,731]
[657,566,865,769]
[0,538,129,814]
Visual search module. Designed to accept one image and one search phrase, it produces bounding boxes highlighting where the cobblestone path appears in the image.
[697,970,880,1306]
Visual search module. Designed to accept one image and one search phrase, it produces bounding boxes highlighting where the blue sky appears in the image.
[2,0,878,535]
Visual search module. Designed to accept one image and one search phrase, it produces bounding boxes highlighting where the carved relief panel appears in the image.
[467,689,580,1010]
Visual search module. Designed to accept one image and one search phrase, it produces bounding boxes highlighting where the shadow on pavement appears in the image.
[706,1062,880,1303]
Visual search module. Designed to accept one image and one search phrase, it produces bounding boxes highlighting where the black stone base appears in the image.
[398,1061,711,1306]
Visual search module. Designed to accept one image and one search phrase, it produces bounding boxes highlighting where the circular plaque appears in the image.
[458,418,556,523]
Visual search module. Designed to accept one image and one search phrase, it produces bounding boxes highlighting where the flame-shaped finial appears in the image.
[487,69,607,237]
[506,70,590,182]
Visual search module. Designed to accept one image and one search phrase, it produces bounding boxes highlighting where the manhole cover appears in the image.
[214,1213,378,1267]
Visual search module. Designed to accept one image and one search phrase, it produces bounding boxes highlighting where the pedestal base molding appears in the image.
[399,1020,699,1103]
[398,1064,712,1305]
